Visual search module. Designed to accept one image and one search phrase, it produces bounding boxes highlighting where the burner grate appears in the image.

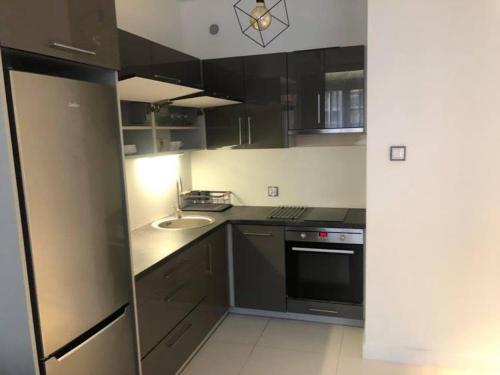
[268,206,306,220]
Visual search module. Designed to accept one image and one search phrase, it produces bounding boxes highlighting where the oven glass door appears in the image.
[286,241,363,304]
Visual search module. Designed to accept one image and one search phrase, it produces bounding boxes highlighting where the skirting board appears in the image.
[363,342,500,371]
[230,307,363,327]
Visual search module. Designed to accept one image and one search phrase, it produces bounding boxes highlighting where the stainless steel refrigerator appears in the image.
[8,68,138,374]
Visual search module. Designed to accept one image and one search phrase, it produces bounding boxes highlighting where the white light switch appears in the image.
[390,146,406,161]
[268,186,279,197]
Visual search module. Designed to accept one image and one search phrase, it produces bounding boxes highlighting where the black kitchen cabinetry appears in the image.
[232,225,286,311]
[0,0,120,69]
[288,46,365,134]
[203,56,245,100]
[203,53,288,149]
[205,103,247,149]
[136,226,228,375]
[118,29,201,88]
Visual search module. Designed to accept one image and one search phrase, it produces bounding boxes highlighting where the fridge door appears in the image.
[9,70,133,357]
[45,306,136,375]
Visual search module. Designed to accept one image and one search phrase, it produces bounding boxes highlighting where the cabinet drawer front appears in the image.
[136,244,211,355]
[141,298,216,375]
[287,298,363,320]
[233,225,286,312]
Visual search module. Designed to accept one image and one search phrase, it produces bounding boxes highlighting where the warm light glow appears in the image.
[249,1,272,31]
[135,155,180,196]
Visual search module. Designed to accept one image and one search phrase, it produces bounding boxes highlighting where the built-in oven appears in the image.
[286,227,364,319]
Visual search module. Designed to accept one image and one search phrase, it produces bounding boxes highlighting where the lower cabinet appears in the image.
[232,225,286,312]
[136,226,229,375]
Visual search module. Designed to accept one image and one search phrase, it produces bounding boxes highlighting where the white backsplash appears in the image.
[124,153,192,230]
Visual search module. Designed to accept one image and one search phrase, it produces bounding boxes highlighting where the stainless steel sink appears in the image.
[151,215,215,230]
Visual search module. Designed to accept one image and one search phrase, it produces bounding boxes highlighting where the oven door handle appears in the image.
[291,247,354,255]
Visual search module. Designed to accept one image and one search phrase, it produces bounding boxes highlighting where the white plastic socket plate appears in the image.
[268,186,279,197]
[390,146,406,161]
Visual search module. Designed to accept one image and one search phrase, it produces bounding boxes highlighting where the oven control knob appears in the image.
[340,234,346,241]
[300,233,307,239]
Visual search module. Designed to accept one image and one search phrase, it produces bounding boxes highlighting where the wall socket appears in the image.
[268,186,279,197]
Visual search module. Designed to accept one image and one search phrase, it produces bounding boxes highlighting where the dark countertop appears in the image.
[131,206,366,278]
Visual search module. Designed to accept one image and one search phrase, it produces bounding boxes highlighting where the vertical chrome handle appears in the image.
[207,244,213,274]
[247,117,252,144]
[238,117,242,145]
[317,94,321,124]
[50,42,96,56]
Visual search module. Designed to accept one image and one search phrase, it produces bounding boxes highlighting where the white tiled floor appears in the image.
[180,314,495,375]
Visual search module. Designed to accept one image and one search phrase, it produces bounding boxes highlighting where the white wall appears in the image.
[116,0,367,59]
[178,0,367,59]
[115,0,184,51]
[190,146,366,207]
[124,154,192,230]
[365,0,500,371]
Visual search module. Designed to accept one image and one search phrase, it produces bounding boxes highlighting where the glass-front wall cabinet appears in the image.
[288,45,365,134]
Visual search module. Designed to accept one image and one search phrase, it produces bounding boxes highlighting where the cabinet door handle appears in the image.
[164,282,187,303]
[165,322,192,348]
[243,232,272,237]
[238,117,243,145]
[309,308,339,315]
[163,260,189,279]
[207,245,213,274]
[247,117,252,144]
[50,42,96,56]
[317,93,321,124]
[153,74,182,84]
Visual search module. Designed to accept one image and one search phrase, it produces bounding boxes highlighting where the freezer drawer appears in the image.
[9,70,132,356]
[44,306,137,375]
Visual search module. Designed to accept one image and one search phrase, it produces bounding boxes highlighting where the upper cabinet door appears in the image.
[118,30,152,79]
[151,41,202,89]
[243,53,288,149]
[0,0,119,69]
[288,49,324,131]
[205,104,247,150]
[323,46,365,131]
[202,57,245,101]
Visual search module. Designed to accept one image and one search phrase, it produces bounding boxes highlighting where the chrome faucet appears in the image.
[175,176,183,219]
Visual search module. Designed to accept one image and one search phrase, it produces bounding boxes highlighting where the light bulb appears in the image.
[249,0,272,31]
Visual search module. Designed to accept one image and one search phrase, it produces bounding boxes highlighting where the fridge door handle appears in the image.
[51,306,129,362]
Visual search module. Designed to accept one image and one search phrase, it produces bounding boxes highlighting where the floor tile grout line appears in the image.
[237,317,272,375]
[335,325,345,375]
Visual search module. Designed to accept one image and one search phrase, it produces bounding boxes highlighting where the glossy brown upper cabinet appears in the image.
[288,46,365,134]
[204,53,288,149]
[118,30,201,89]
[0,0,119,69]
[203,57,245,101]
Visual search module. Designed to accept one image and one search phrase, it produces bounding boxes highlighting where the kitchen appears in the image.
[0,1,499,375]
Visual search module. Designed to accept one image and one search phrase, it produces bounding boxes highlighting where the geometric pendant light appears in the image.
[233,0,290,48]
